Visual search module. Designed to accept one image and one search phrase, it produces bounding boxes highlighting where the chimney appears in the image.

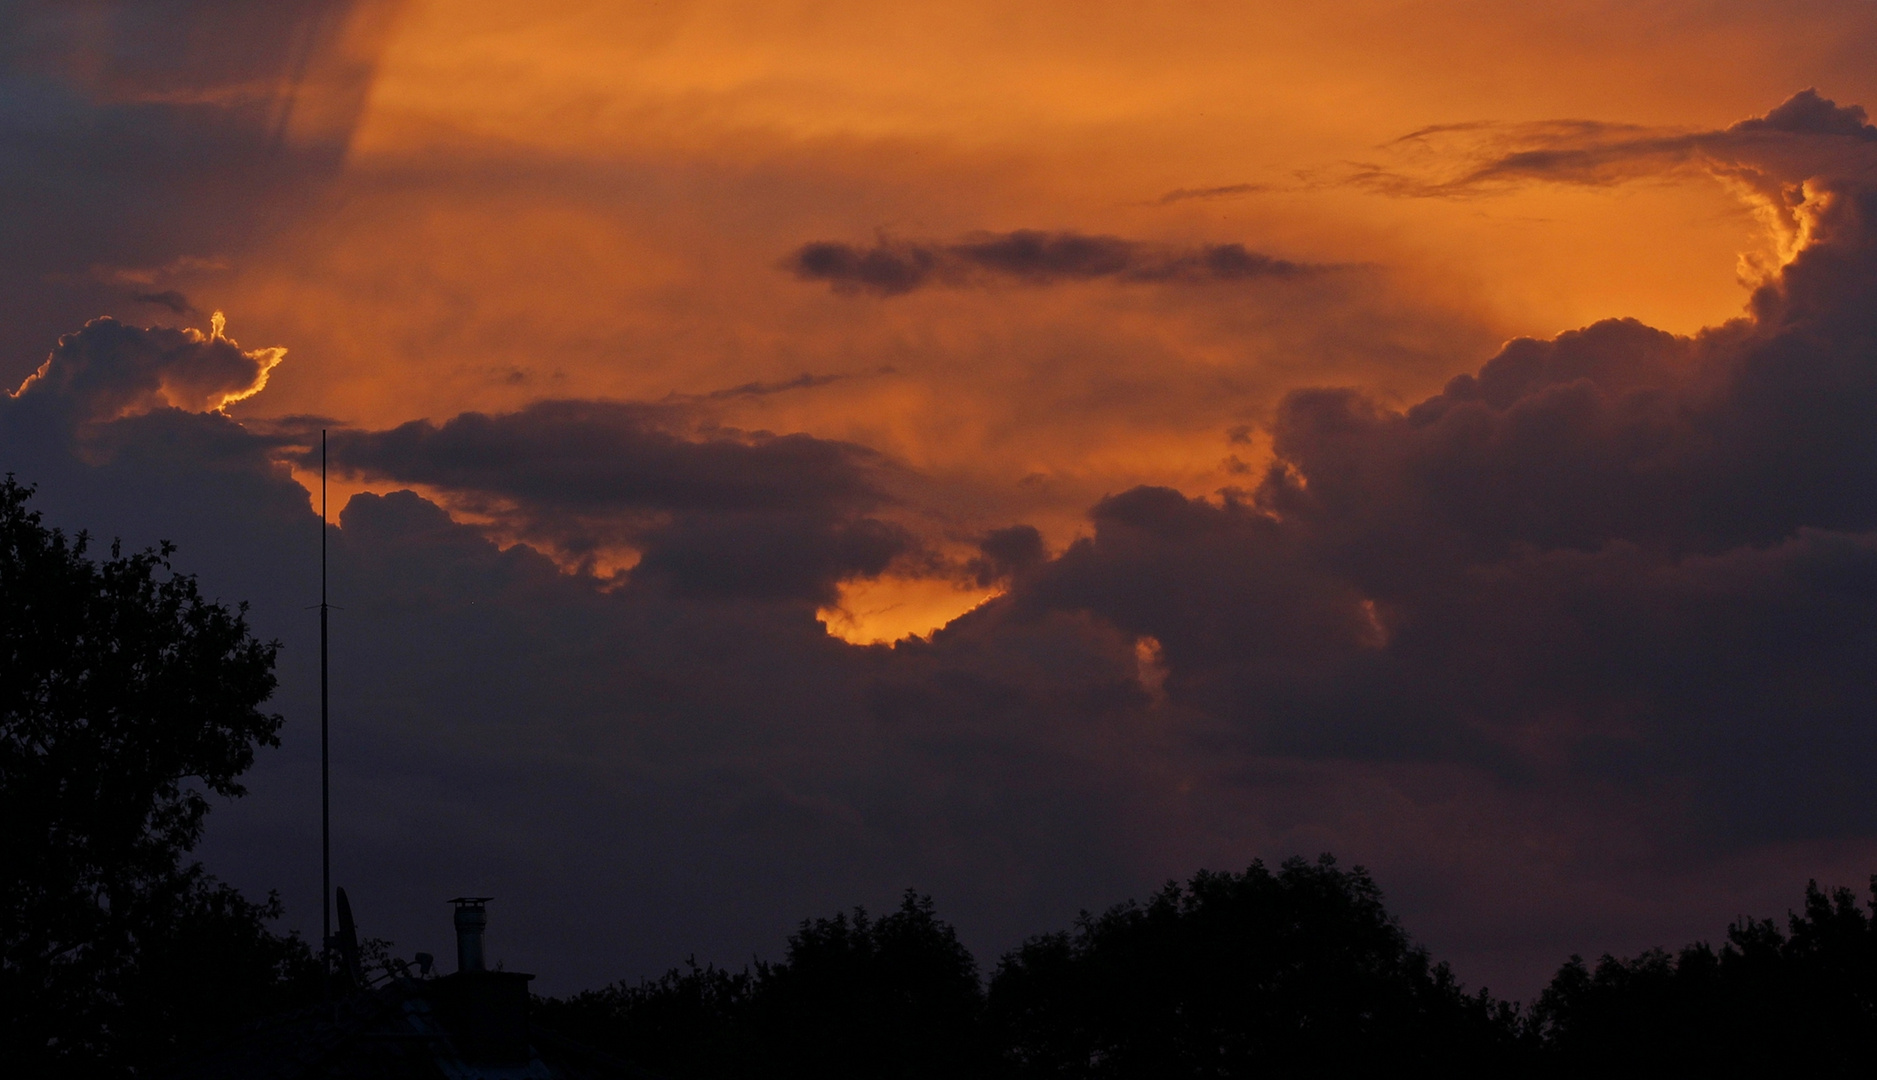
[450,897,492,973]
[431,897,535,1066]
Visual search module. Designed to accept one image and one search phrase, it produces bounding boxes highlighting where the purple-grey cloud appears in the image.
[321,400,911,602]
[10,315,284,423]
[659,367,896,404]
[968,113,1877,842]
[967,525,1048,587]
[788,230,1324,296]
[1154,182,1273,205]
[130,289,198,316]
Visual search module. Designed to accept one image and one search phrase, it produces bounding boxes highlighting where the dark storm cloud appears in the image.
[628,510,909,603]
[964,107,1877,842]
[967,525,1048,586]
[322,400,912,602]
[326,401,889,515]
[788,230,1322,296]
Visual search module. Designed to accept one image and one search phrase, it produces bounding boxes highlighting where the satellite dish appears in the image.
[334,886,363,987]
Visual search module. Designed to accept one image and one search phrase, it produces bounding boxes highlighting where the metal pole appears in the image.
[321,430,331,1000]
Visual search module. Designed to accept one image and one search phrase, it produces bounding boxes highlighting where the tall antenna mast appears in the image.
[321,429,331,1000]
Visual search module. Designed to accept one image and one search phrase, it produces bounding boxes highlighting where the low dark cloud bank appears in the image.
[321,402,911,602]
[789,229,1320,296]
[7,91,1877,1000]
[976,92,1877,840]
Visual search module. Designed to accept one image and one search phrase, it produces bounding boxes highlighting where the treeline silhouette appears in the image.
[537,859,1877,1079]
[1535,879,1877,1077]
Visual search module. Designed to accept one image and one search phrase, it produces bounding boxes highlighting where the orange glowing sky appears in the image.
[182,0,1877,640]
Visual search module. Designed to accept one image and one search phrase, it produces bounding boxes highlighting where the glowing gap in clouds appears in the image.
[818,576,1000,645]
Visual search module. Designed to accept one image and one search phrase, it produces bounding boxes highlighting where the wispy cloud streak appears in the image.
[788,229,1327,296]
[1340,90,1877,199]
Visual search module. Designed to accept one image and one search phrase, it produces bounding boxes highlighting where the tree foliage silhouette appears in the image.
[539,890,989,1079]
[986,855,1527,1078]
[1534,877,1877,1078]
[752,890,987,1077]
[0,477,316,1075]
[542,861,1530,1079]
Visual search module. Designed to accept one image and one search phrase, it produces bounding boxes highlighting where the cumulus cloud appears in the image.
[967,524,1049,587]
[9,313,285,422]
[1729,89,1877,140]
[967,104,1877,841]
[788,229,1324,296]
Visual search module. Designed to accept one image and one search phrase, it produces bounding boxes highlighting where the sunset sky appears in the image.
[7,0,1877,999]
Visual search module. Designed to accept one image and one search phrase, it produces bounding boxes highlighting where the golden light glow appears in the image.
[175,1,1877,643]
[819,576,1000,645]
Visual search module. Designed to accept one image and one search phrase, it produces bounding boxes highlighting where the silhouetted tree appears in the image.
[751,890,988,1078]
[0,478,317,1076]
[1535,877,1877,1078]
[539,960,758,1079]
[538,890,988,1079]
[986,855,1530,1078]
